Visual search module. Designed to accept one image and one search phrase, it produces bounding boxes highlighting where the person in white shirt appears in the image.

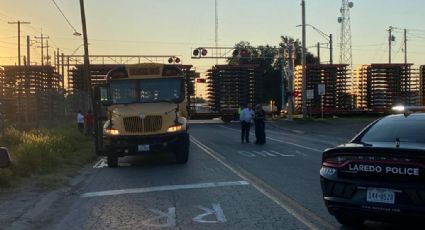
[77,110,84,133]
[239,103,254,143]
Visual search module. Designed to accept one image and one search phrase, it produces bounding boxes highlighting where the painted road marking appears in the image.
[142,207,176,227]
[191,136,335,230]
[93,158,131,168]
[93,158,108,168]
[81,181,250,198]
[140,204,226,227]
[237,150,295,158]
[219,125,323,153]
[193,203,227,224]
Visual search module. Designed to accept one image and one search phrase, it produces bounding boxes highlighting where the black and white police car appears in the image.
[320,106,425,226]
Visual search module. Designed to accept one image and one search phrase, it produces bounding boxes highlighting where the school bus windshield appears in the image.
[110,78,183,104]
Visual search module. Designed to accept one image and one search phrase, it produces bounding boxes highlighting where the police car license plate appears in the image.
[138,145,150,152]
[367,188,395,204]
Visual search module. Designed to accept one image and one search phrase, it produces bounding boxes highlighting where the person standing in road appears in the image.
[254,104,266,145]
[77,110,84,134]
[240,103,254,143]
[84,110,94,136]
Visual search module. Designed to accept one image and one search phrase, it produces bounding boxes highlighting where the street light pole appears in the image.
[301,0,307,118]
[298,24,333,64]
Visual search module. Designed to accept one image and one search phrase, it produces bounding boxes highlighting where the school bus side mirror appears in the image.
[101,100,113,107]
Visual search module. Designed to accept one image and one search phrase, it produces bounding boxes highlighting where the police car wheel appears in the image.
[175,135,189,164]
[335,213,364,226]
[107,155,118,168]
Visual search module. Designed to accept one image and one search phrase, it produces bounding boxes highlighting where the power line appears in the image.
[51,0,81,35]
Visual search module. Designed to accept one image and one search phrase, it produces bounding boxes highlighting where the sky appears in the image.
[1,0,424,79]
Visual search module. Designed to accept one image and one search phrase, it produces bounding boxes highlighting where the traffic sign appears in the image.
[307,89,314,99]
[318,84,326,96]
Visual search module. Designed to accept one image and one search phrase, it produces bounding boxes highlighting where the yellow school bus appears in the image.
[93,63,189,167]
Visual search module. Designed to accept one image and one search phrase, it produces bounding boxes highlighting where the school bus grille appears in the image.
[123,116,162,133]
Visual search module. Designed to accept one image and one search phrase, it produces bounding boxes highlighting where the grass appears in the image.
[0,122,95,188]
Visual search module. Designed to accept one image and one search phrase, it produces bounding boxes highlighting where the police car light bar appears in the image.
[392,105,425,113]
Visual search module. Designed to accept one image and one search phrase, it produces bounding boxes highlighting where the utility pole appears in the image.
[34,33,49,66]
[301,0,307,118]
[404,29,407,65]
[388,26,393,64]
[404,28,408,104]
[26,35,31,66]
[329,34,333,64]
[280,49,286,113]
[79,0,91,105]
[215,0,218,65]
[46,40,50,65]
[56,48,60,73]
[317,42,321,63]
[8,20,31,66]
[287,44,295,121]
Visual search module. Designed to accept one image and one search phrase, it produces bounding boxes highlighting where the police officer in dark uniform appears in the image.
[254,104,266,145]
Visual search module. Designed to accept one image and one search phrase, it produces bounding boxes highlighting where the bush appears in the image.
[0,124,95,187]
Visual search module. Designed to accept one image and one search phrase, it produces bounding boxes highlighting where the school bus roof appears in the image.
[107,63,184,80]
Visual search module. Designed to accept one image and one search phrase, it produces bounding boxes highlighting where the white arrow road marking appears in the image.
[193,203,227,224]
[93,158,108,168]
[81,181,249,198]
[142,207,176,227]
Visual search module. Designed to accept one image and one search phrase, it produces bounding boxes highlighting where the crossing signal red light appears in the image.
[175,57,181,63]
[201,48,208,56]
[232,49,250,57]
[193,49,200,56]
[168,57,174,64]
[240,49,249,57]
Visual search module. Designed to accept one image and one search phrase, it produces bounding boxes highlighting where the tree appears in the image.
[225,36,319,109]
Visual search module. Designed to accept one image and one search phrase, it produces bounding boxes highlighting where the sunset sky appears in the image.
[1,0,424,79]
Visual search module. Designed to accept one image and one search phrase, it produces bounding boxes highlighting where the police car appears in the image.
[320,106,425,226]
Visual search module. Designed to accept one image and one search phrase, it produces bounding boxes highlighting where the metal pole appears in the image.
[329,34,333,64]
[301,0,307,118]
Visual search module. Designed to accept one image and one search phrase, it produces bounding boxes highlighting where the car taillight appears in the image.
[323,155,355,167]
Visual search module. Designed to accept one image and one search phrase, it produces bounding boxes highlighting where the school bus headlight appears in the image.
[104,128,120,135]
[167,125,183,133]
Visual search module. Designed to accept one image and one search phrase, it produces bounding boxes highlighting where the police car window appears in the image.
[361,116,425,143]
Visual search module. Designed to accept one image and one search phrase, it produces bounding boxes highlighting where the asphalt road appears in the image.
[29,120,416,230]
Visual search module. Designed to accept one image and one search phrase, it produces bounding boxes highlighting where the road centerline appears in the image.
[81,181,250,198]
